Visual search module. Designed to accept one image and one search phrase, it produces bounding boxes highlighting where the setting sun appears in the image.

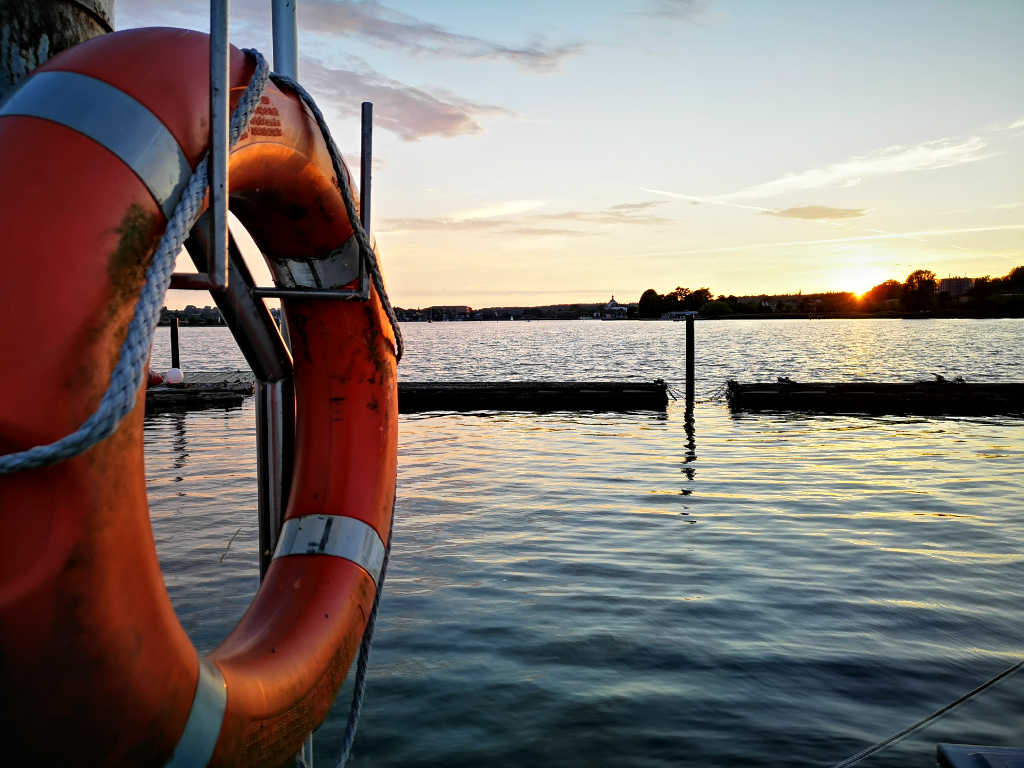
[835,266,890,297]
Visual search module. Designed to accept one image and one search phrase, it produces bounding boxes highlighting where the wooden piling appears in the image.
[685,312,695,406]
[170,316,180,370]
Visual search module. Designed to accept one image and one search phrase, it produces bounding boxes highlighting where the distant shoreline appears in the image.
[158,311,1024,327]
[394,311,1024,323]
[654,311,1024,321]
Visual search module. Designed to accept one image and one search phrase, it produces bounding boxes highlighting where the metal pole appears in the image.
[208,0,230,291]
[170,316,180,370]
[270,5,306,763]
[270,0,297,349]
[182,221,295,579]
[685,312,695,408]
[265,0,299,551]
[271,0,298,78]
[256,378,292,575]
[360,102,372,232]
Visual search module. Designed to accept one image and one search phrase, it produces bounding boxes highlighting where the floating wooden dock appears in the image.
[399,381,669,413]
[727,379,1024,416]
[145,371,255,414]
[146,374,669,414]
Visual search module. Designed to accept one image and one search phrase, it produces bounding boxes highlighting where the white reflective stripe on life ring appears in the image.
[164,657,227,768]
[0,71,192,218]
[273,515,386,585]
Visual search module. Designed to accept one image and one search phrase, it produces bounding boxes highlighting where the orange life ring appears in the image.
[0,28,397,766]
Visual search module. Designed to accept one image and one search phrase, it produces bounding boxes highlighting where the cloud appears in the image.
[721,137,994,201]
[767,206,868,220]
[299,57,510,141]
[118,1,520,142]
[643,224,1024,257]
[994,201,1024,210]
[380,217,593,238]
[451,200,548,221]
[116,0,580,70]
[498,227,595,238]
[533,207,673,226]
[996,117,1024,132]
[641,187,774,213]
[380,200,676,234]
[608,201,670,212]
[381,218,502,232]
[299,0,581,70]
[648,0,708,21]
[115,0,209,27]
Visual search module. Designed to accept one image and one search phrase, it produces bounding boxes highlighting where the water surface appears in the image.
[146,319,1024,766]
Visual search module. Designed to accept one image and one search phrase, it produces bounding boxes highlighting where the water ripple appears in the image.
[145,321,1024,767]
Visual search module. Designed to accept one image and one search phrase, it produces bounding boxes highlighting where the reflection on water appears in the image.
[145,320,1024,767]
[150,318,1024,396]
[681,404,696,497]
[168,411,188,473]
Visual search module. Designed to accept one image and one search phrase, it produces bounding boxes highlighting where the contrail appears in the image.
[640,186,775,213]
[642,224,1024,257]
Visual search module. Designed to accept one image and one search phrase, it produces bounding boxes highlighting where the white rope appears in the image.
[269,71,404,362]
[0,48,405,476]
[0,51,401,768]
[0,49,268,475]
[829,658,1024,768]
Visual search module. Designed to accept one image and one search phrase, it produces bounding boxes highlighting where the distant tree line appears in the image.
[860,266,1024,315]
[637,287,713,317]
[159,305,225,326]
[637,285,859,317]
[395,303,610,321]
[638,265,1024,318]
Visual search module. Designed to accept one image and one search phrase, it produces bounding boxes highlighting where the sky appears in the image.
[115,0,1024,308]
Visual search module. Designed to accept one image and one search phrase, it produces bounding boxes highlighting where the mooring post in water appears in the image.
[685,311,696,407]
[170,316,181,370]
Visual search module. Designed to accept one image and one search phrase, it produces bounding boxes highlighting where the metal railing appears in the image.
[166,7,377,761]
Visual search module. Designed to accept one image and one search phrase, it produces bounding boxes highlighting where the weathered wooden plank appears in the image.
[398,381,668,413]
[144,374,670,414]
[145,371,255,414]
[727,379,1024,416]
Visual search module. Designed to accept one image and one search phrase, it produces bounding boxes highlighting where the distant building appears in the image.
[602,296,628,320]
[428,305,472,321]
[939,277,974,298]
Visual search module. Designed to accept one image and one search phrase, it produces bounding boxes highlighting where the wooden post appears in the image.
[170,316,181,370]
[0,0,113,102]
[685,312,695,407]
